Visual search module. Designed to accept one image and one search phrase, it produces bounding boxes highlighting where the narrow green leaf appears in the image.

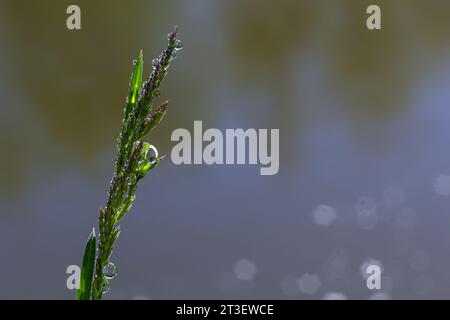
[128,50,144,106]
[76,229,96,300]
[123,50,144,124]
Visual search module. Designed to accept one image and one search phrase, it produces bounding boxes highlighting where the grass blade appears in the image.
[76,229,96,300]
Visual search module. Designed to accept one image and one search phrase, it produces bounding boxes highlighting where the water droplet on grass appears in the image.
[148,145,158,164]
[102,279,110,294]
[103,262,118,279]
[174,39,183,50]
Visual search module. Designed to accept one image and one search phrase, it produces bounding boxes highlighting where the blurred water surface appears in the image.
[1,0,450,299]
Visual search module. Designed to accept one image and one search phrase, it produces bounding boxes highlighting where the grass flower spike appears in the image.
[76,27,182,300]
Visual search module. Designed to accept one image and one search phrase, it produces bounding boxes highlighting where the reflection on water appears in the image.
[1,0,450,299]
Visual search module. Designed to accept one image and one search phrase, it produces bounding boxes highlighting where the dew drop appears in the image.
[132,59,137,66]
[102,278,110,294]
[103,262,118,279]
[152,58,159,67]
[148,145,158,164]
[174,39,183,50]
